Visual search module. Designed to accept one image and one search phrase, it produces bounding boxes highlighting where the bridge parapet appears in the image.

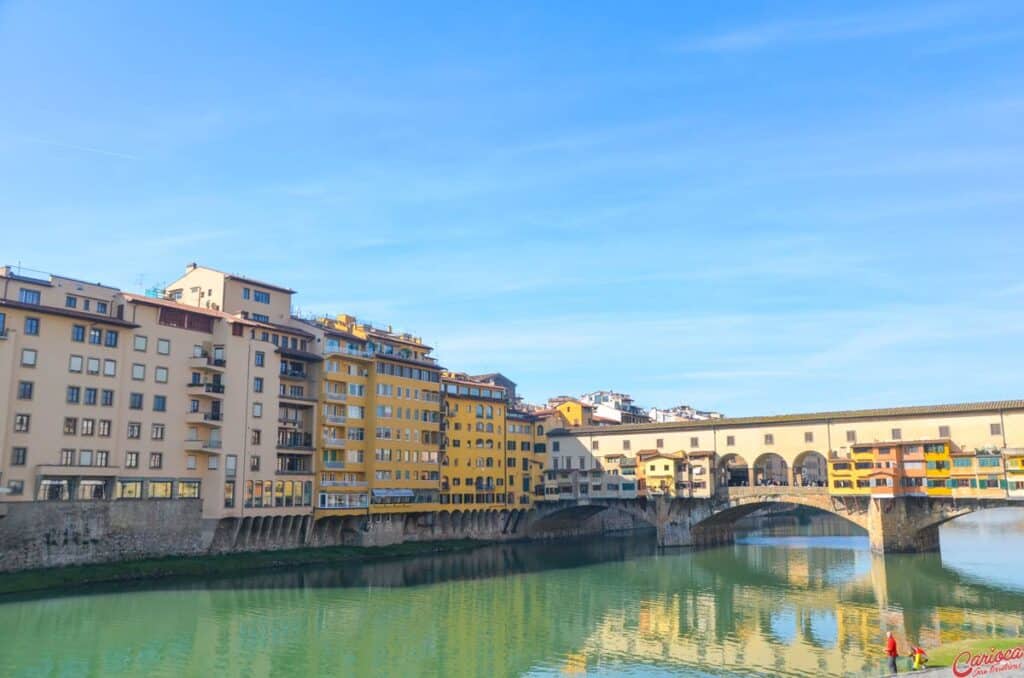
[721,486,828,500]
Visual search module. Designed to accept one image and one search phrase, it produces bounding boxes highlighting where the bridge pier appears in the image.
[867,497,942,553]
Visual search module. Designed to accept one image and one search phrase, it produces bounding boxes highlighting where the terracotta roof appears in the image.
[550,400,1024,437]
[223,272,296,294]
[277,346,323,362]
[0,299,139,328]
[122,293,244,322]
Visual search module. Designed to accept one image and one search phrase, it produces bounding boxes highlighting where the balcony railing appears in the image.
[325,392,347,402]
[322,436,346,447]
[185,438,222,450]
[277,433,314,450]
[280,367,307,379]
[321,479,368,487]
[187,410,223,423]
[323,460,346,470]
[189,354,226,370]
[324,414,346,425]
[187,381,225,394]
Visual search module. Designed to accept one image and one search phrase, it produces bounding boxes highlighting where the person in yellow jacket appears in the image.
[910,644,928,671]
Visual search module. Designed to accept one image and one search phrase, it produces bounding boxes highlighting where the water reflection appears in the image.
[0,512,1022,677]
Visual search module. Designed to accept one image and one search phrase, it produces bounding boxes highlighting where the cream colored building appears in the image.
[0,264,316,525]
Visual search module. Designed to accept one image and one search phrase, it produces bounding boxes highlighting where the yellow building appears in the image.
[549,397,594,427]
[924,441,953,497]
[441,372,509,509]
[314,315,443,517]
[1005,449,1024,498]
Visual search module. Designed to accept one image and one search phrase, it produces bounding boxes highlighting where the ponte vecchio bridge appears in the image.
[539,400,1024,552]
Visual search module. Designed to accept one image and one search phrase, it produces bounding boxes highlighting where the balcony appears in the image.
[323,460,346,470]
[322,435,346,448]
[280,367,308,380]
[324,414,346,425]
[325,391,347,402]
[278,415,302,426]
[277,433,314,451]
[321,479,368,488]
[184,438,223,452]
[186,409,223,425]
[188,354,226,371]
[187,381,225,395]
[277,454,312,474]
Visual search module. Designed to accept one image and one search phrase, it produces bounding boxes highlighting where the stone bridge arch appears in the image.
[718,453,750,487]
[792,450,828,487]
[751,452,789,486]
[867,497,1023,552]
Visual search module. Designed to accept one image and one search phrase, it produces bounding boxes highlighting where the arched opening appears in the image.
[719,453,750,487]
[752,452,789,486]
[793,450,828,487]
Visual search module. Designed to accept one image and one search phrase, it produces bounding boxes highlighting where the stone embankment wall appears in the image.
[0,501,655,574]
[0,500,208,573]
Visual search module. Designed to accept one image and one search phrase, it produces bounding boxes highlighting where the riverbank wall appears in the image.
[0,499,653,574]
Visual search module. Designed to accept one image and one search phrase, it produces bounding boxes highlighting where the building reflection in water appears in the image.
[0,513,1022,677]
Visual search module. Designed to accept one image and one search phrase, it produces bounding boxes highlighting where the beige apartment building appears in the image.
[0,264,317,525]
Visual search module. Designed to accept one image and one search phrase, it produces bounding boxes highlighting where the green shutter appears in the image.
[970,478,977,488]
[1001,479,1009,489]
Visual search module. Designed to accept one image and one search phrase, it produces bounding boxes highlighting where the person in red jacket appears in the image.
[886,631,900,674]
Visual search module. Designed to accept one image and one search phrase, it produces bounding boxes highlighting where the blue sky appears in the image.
[2,1,1023,415]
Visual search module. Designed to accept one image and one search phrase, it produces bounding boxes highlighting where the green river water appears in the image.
[0,509,1022,677]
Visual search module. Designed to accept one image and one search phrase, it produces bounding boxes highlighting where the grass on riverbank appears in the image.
[0,539,484,597]
[926,637,1023,667]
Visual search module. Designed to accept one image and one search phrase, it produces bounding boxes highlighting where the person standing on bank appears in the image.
[885,631,900,674]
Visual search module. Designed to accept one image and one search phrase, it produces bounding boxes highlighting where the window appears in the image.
[991,423,1002,435]
[21,349,37,366]
[149,452,163,469]
[96,301,108,314]
[153,395,166,412]
[148,480,172,499]
[98,419,111,437]
[726,435,735,446]
[104,330,119,347]
[252,403,263,417]
[251,429,261,445]
[24,317,39,335]
[84,387,97,405]
[252,313,269,323]
[151,424,165,440]
[253,376,264,393]
[226,454,237,478]
[68,355,83,372]
[19,288,41,305]
[242,287,250,300]
[224,481,236,508]
[125,451,139,468]
[14,414,30,432]
[11,447,27,466]
[79,449,93,466]
[67,386,81,404]
[846,430,856,443]
[132,363,146,380]
[61,448,76,465]
[891,428,902,440]
[804,432,814,443]
[134,335,148,351]
[250,455,261,471]
[101,389,114,407]
[86,357,100,374]
[72,325,86,342]
[66,295,78,309]
[157,339,170,355]
[254,290,271,304]
[130,393,143,410]
[254,351,265,367]
[155,367,168,383]
[64,417,78,434]
[8,481,24,496]
[623,440,631,451]
[690,437,699,447]
[178,480,201,498]
[656,438,664,448]
[187,454,197,470]
[17,381,33,400]
[127,422,141,439]
[103,359,116,376]
[117,479,142,498]
[88,328,102,344]
[552,441,560,452]
[81,419,95,436]
[762,434,774,445]
[938,425,950,438]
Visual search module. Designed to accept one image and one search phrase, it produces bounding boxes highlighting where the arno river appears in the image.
[0,510,1022,677]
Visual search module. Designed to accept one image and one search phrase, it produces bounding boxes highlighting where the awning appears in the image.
[371,489,415,498]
